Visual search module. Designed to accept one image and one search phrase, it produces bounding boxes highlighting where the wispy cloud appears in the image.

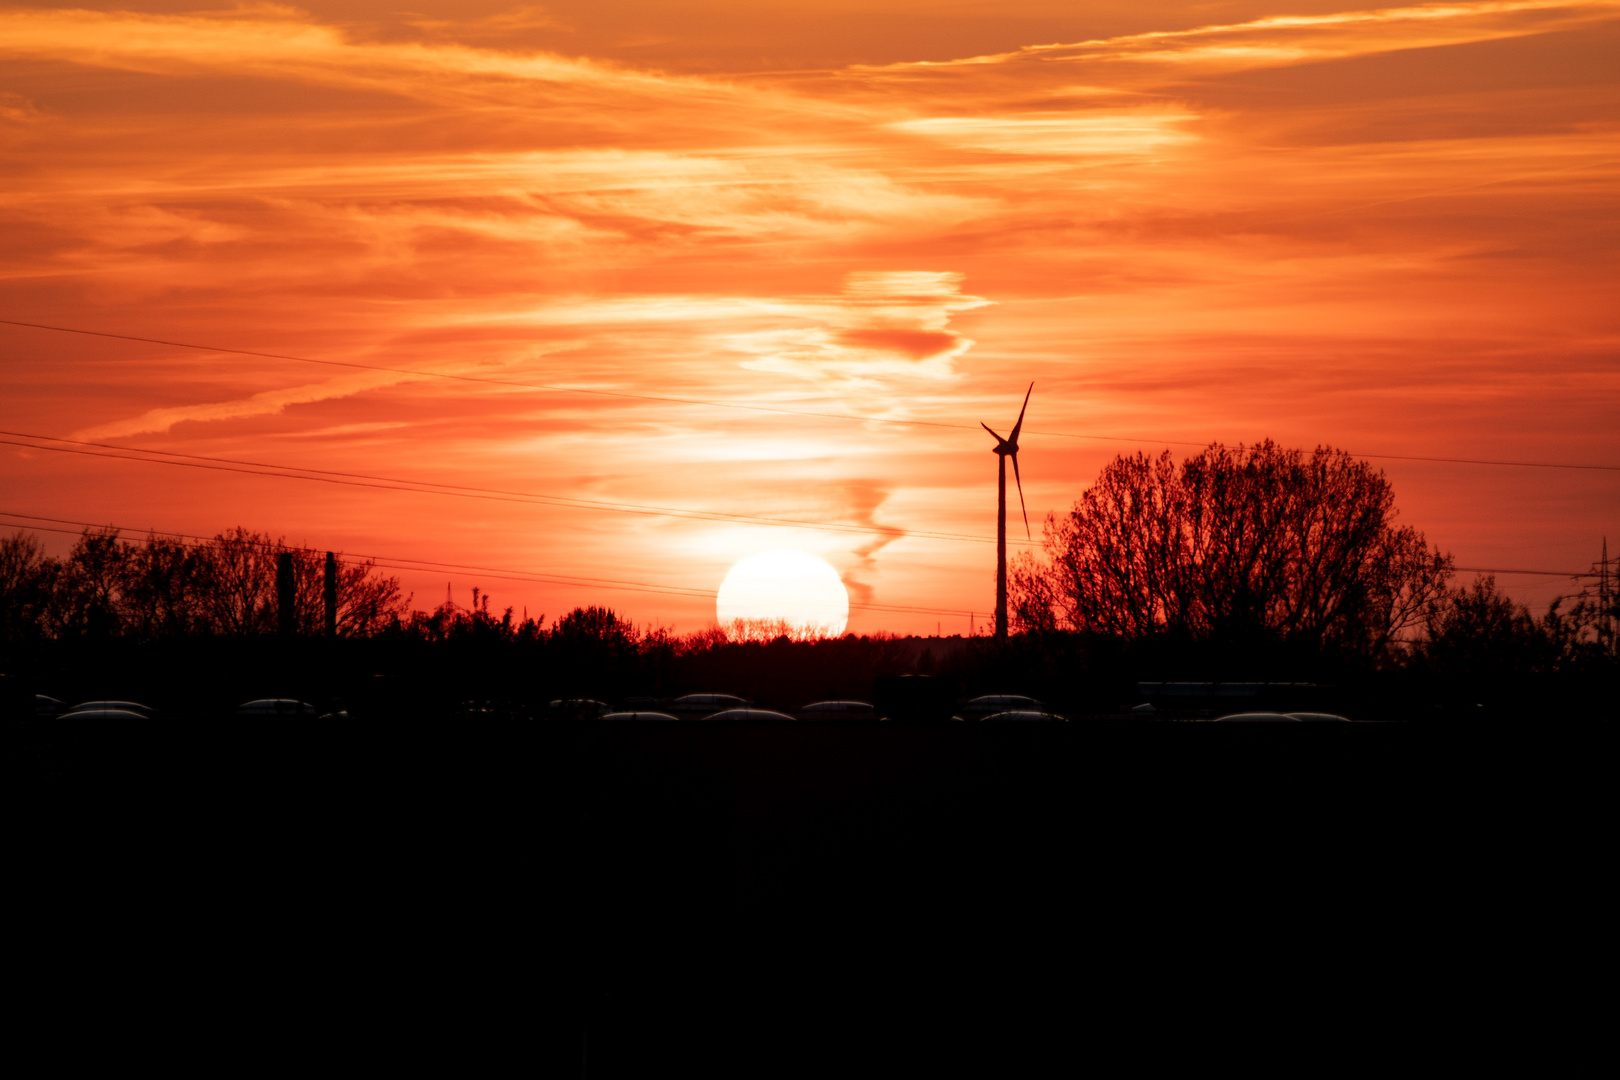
[729,272,992,395]
[3,2,1616,629]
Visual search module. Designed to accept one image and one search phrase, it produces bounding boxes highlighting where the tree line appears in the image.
[1010,441,1614,675]
[0,527,410,642]
[0,525,839,658]
[2,441,1612,682]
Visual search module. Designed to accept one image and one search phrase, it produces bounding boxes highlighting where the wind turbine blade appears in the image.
[1009,382,1033,442]
[1011,452,1030,539]
[980,421,1006,444]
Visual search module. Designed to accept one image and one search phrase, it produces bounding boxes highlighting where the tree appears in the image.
[1010,441,1452,658]
[191,527,409,637]
[552,606,638,649]
[1423,575,1613,677]
[0,531,51,643]
[1420,576,1551,676]
[0,525,409,640]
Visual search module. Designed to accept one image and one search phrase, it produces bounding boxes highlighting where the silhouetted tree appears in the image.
[123,534,208,639]
[1422,575,1613,678]
[0,531,51,644]
[404,588,541,643]
[188,527,409,637]
[552,606,638,649]
[1420,576,1550,676]
[1010,441,1453,658]
[0,525,408,640]
[45,528,129,638]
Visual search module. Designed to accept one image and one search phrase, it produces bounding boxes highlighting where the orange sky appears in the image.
[2,0,1616,633]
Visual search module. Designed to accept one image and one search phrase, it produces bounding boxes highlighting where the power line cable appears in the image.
[0,431,1033,547]
[9,434,1605,574]
[0,512,993,619]
[3,509,1598,585]
[3,317,1616,473]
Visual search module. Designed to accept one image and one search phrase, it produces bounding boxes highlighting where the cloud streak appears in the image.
[2,1,1616,630]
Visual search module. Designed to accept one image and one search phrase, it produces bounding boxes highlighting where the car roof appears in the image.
[703,708,795,721]
[980,710,1065,721]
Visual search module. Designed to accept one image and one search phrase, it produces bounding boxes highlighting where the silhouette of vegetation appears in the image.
[0,526,408,642]
[1,486,1612,722]
[1010,442,1453,660]
[721,617,843,643]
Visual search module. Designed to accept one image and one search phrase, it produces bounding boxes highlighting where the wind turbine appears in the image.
[982,382,1032,641]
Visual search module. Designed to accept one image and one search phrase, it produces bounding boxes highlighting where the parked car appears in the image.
[57,707,151,722]
[668,693,750,719]
[68,700,155,718]
[236,699,318,717]
[959,695,1045,721]
[600,711,679,721]
[796,701,876,721]
[1214,712,1300,722]
[1288,712,1352,722]
[703,708,797,722]
[980,710,1068,722]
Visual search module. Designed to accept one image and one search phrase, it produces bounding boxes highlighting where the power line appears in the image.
[0,430,1037,548]
[1454,566,1596,578]
[4,509,1599,586]
[3,317,1617,473]
[0,512,993,620]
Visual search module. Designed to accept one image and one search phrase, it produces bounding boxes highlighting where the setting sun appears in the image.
[716,550,850,638]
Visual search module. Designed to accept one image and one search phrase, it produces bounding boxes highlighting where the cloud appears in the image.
[837,479,905,613]
[71,345,573,440]
[72,369,414,440]
[730,271,992,394]
[890,110,1198,157]
[4,1,1616,631]
[861,0,1620,76]
[0,91,46,124]
[406,6,571,40]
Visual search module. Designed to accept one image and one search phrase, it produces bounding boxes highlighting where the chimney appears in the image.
[324,551,338,637]
[277,552,295,637]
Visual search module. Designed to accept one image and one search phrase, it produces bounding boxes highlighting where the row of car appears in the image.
[32,693,1352,723]
[564,694,1354,721]
[33,696,331,720]
[551,693,1071,722]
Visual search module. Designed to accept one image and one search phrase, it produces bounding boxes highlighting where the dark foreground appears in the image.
[12,719,1598,1075]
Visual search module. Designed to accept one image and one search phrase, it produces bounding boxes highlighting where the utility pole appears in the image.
[324,551,338,637]
[276,552,295,637]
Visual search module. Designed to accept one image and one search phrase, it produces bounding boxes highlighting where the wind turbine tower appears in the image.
[981,383,1032,640]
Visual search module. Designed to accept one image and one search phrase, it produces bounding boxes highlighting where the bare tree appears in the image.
[1010,441,1452,657]
[0,530,50,643]
[43,528,130,638]
[2,525,410,640]
[195,526,279,635]
[122,534,208,638]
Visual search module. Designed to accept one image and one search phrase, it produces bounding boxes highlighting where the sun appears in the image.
[716,550,849,637]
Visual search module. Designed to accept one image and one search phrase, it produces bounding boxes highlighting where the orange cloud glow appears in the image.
[2,1,1615,630]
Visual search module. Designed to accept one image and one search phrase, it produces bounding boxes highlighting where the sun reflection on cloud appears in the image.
[730,271,991,393]
[891,111,1198,157]
[1,0,1616,633]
